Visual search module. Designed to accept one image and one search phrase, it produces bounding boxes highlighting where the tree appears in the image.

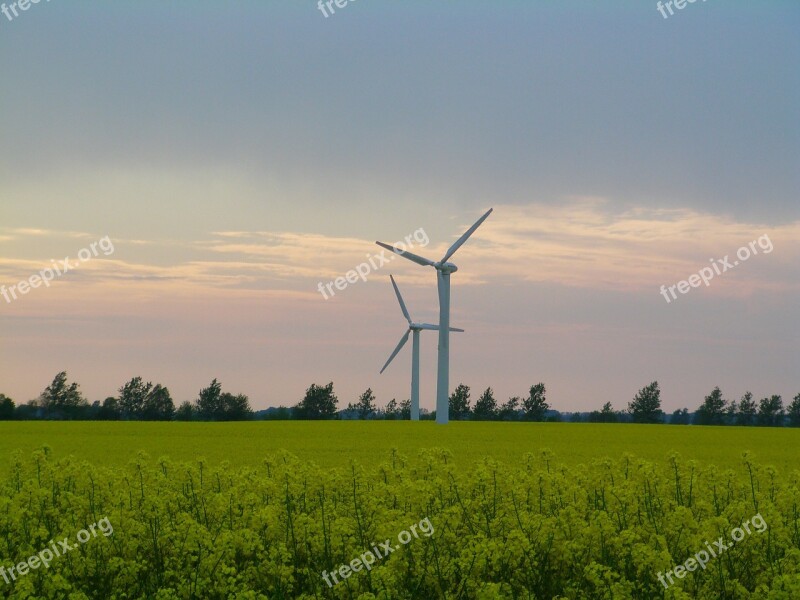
[119,377,153,419]
[628,381,663,424]
[295,382,338,420]
[725,399,738,426]
[695,387,727,426]
[196,379,223,420]
[601,402,618,423]
[449,384,471,420]
[97,397,121,420]
[737,392,757,426]
[473,387,497,421]
[498,396,521,421]
[522,383,548,421]
[399,399,411,420]
[353,388,377,420]
[0,394,14,420]
[757,395,784,427]
[384,398,399,420]
[268,406,292,420]
[788,394,800,427]
[14,402,39,420]
[589,402,618,423]
[194,380,252,421]
[142,384,175,421]
[219,392,253,421]
[670,408,690,425]
[40,372,87,418]
[175,401,194,421]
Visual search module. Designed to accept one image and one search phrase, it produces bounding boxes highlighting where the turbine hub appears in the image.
[437,262,458,274]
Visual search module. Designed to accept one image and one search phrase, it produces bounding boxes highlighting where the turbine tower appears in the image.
[379,275,463,420]
[376,208,493,424]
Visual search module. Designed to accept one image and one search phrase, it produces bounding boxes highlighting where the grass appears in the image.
[1,421,798,471]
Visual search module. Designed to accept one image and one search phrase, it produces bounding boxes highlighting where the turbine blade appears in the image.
[379,329,411,374]
[390,275,412,324]
[375,241,437,267]
[418,323,464,332]
[440,208,493,263]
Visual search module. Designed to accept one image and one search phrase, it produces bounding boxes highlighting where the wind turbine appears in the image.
[379,275,463,421]
[376,208,493,424]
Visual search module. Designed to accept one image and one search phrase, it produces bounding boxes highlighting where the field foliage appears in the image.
[1,435,800,598]
[1,422,800,472]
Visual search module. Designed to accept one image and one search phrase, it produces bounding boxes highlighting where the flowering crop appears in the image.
[0,446,799,598]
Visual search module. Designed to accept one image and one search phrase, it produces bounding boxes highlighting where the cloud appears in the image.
[198,231,437,284]
[195,201,800,297]
[3,202,796,307]
[0,227,93,239]
[464,201,800,295]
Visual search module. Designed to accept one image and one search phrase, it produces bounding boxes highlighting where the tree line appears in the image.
[282,380,800,427]
[0,372,253,421]
[260,380,800,427]
[1,374,798,426]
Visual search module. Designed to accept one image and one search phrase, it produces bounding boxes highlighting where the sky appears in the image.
[1,1,798,413]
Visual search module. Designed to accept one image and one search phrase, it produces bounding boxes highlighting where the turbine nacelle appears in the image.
[436,262,458,274]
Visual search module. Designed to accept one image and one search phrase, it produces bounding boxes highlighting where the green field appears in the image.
[2,421,799,471]
[2,422,800,598]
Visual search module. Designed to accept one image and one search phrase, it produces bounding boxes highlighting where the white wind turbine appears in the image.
[376,208,493,424]
[379,275,463,421]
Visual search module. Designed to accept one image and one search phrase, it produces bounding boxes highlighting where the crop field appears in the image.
[2,423,800,599]
[2,421,800,471]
